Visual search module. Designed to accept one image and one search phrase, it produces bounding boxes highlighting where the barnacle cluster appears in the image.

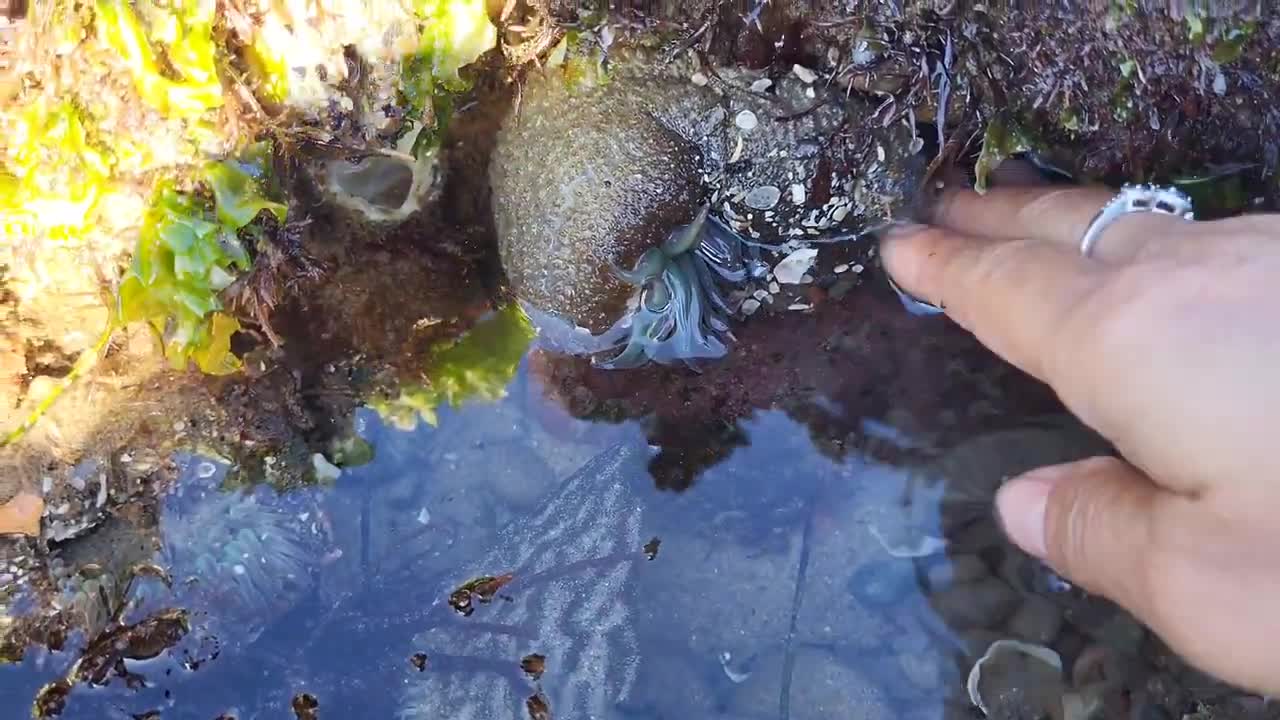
[241,0,497,226]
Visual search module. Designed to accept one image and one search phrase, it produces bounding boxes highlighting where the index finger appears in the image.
[880,224,1111,386]
[927,185,1198,262]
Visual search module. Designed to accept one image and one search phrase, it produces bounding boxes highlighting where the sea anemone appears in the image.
[148,456,328,648]
[489,38,921,370]
[522,203,764,370]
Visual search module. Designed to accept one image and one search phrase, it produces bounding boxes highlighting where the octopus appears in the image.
[488,39,926,369]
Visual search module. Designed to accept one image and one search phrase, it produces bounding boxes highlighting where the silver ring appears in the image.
[1079,184,1195,258]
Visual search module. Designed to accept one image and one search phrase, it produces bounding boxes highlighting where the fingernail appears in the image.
[887,274,945,316]
[995,468,1065,559]
[879,220,927,243]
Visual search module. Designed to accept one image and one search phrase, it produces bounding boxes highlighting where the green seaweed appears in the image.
[973,117,1035,194]
[94,0,224,118]
[116,142,285,375]
[401,0,497,156]
[545,31,612,94]
[1210,23,1256,65]
[371,303,536,429]
[1,99,114,243]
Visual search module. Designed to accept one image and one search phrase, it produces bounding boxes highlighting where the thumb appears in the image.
[996,456,1165,615]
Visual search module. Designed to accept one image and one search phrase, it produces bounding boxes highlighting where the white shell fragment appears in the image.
[790,183,806,205]
[311,453,342,482]
[967,639,1064,717]
[692,71,709,86]
[735,110,759,131]
[774,248,819,284]
[750,78,773,93]
[792,64,818,84]
[744,186,782,210]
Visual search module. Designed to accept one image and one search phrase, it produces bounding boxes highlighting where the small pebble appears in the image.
[833,264,850,274]
[753,289,770,302]
[417,507,431,526]
[768,281,780,293]
[750,78,773,92]
[735,110,759,131]
[793,64,818,84]
[788,303,812,311]
[1006,595,1064,645]
[691,72,709,86]
[741,298,762,315]
[852,263,865,273]
[790,183,806,205]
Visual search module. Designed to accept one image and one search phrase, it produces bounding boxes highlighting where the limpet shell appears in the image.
[744,186,782,210]
[967,639,1063,717]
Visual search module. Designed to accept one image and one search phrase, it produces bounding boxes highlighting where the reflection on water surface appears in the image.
[3,279,1259,719]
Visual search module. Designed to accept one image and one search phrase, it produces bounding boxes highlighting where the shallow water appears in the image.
[0,279,1257,719]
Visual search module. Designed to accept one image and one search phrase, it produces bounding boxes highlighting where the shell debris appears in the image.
[734,110,759,131]
[789,184,806,205]
[792,64,819,84]
[773,248,819,284]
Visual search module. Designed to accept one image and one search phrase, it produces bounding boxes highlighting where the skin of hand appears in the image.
[879,170,1280,696]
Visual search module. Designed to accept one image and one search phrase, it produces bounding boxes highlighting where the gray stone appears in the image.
[1006,594,1064,645]
[929,576,1021,630]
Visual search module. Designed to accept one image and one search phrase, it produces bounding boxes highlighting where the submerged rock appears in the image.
[489,40,924,368]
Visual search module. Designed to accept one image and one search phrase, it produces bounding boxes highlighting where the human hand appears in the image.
[879,172,1280,696]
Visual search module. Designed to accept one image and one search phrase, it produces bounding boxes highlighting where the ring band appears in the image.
[1079,184,1195,258]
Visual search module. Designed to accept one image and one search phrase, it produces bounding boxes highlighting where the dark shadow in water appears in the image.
[524,264,1065,493]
